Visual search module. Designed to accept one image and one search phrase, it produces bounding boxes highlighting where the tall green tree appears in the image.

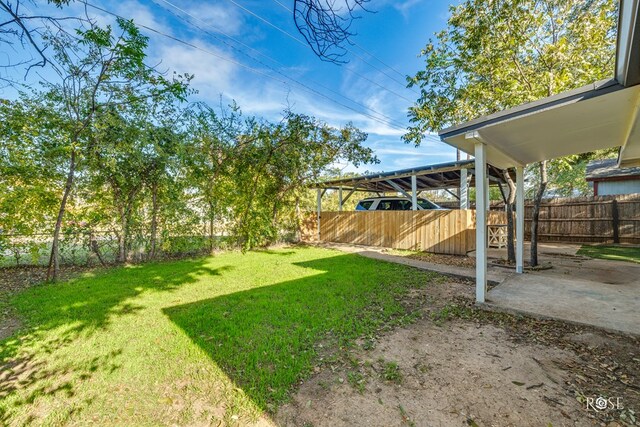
[40,18,188,279]
[405,0,617,265]
[0,98,65,249]
[184,103,248,251]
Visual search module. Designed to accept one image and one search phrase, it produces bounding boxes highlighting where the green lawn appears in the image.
[577,245,640,264]
[0,247,440,425]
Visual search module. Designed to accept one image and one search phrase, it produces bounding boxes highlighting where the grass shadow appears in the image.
[252,249,296,256]
[0,258,231,424]
[163,253,438,412]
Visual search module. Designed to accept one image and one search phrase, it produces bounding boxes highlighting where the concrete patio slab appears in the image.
[486,260,640,336]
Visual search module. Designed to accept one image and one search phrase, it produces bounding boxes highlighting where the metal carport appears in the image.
[312,159,512,242]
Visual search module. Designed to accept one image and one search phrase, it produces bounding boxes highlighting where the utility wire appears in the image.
[82,1,412,132]
[222,0,415,103]
[270,0,417,92]
[152,0,409,130]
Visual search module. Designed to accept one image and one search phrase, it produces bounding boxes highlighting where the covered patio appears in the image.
[437,0,640,333]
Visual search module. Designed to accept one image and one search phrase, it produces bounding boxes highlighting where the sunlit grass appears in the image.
[0,247,440,425]
[577,245,640,264]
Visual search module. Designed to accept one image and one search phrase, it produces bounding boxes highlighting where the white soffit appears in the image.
[441,84,640,169]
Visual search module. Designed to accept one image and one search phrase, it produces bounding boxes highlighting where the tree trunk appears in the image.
[149,182,158,260]
[47,149,77,281]
[89,231,107,267]
[208,200,216,253]
[117,207,127,263]
[294,196,301,242]
[504,169,516,263]
[530,161,548,267]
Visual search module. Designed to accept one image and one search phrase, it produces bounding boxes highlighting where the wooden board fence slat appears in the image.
[302,193,640,248]
[307,209,506,255]
[518,194,640,244]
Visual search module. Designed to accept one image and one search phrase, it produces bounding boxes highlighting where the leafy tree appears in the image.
[184,102,249,252]
[405,0,617,265]
[38,18,188,279]
[231,110,376,248]
[0,99,62,233]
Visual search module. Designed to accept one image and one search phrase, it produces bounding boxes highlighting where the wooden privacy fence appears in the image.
[522,194,640,244]
[439,194,640,244]
[301,210,506,255]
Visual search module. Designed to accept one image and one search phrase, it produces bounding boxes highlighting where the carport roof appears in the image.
[313,159,509,193]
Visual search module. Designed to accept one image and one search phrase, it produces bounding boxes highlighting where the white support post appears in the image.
[485,175,490,218]
[516,166,525,273]
[460,168,469,209]
[316,189,322,242]
[338,187,343,212]
[411,175,418,210]
[474,140,488,303]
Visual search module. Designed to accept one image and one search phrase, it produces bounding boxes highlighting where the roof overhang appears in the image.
[439,80,640,169]
[616,0,640,86]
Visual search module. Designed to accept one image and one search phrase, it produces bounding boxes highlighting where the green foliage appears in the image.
[431,303,474,326]
[347,370,367,393]
[526,149,617,197]
[0,18,375,267]
[406,0,617,142]
[228,111,376,248]
[405,0,617,195]
[380,360,402,383]
[0,99,66,235]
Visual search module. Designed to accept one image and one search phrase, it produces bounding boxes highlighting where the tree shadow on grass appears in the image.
[163,253,436,413]
[252,249,296,256]
[0,257,231,424]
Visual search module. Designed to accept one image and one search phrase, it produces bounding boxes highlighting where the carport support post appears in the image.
[516,166,525,273]
[316,189,322,241]
[474,140,488,303]
[411,175,418,210]
[460,168,469,209]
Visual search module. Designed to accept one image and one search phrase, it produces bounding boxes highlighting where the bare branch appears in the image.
[293,0,372,63]
[0,0,84,83]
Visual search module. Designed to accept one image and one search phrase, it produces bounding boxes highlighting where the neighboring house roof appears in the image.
[586,159,640,181]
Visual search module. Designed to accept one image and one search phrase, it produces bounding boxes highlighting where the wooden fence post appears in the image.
[612,199,620,244]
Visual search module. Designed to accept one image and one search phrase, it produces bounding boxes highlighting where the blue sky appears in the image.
[3,0,460,174]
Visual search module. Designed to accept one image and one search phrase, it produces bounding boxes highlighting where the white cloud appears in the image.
[116,1,166,31]
[393,0,425,18]
[184,3,245,36]
[154,39,238,97]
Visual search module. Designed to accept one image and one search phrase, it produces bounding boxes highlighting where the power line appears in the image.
[82,1,411,132]
[270,0,417,93]
[222,0,416,103]
[151,0,409,130]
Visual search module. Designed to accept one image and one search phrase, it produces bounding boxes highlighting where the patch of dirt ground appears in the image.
[276,279,639,427]
[386,250,476,269]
